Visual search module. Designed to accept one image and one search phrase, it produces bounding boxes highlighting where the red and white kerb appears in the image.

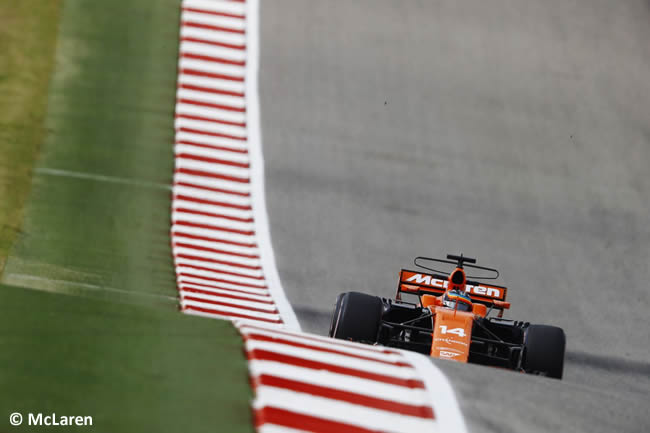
[240,324,438,433]
[171,1,466,432]
[172,0,298,329]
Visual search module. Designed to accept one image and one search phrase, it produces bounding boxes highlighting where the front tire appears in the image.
[328,292,383,343]
[523,324,566,379]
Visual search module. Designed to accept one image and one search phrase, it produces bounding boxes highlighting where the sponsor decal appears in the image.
[435,337,469,347]
[405,273,444,288]
[403,272,505,300]
[439,351,461,359]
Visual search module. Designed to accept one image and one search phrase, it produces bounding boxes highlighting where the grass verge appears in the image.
[0,0,62,275]
[2,0,180,297]
[0,284,253,433]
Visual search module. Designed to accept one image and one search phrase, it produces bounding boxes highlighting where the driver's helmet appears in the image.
[442,289,473,312]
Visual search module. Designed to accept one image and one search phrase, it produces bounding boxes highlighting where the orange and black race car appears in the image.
[328,254,566,379]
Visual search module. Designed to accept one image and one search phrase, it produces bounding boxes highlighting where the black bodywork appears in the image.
[377,297,529,371]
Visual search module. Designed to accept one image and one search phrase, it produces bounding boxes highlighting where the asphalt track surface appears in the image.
[258,1,649,432]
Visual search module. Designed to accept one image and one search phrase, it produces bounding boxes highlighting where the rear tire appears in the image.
[523,324,566,379]
[329,292,383,343]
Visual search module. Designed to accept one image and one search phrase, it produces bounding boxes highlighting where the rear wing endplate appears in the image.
[398,269,508,308]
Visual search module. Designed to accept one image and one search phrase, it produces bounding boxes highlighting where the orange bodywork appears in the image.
[430,307,474,362]
[399,265,511,363]
[472,303,487,317]
[421,294,441,308]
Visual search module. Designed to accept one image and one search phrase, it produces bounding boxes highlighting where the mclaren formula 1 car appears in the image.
[328,254,566,379]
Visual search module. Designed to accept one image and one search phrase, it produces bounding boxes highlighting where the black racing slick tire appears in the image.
[523,324,566,379]
[328,292,383,344]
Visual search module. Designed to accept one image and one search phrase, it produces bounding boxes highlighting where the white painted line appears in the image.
[244,340,419,380]
[183,308,283,327]
[176,103,246,123]
[172,195,252,210]
[174,117,246,138]
[181,12,245,31]
[176,130,248,150]
[256,425,306,433]
[174,246,260,264]
[172,225,255,244]
[173,175,251,196]
[173,181,250,200]
[241,326,407,364]
[253,387,437,433]
[178,58,245,80]
[180,26,246,46]
[178,277,269,296]
[35,168,171,190]
[183,0,246,16]
[249,360,430,404]
[180,41,246,61]
[180,283,272,302]
[172,212,254,232]
[174,158,250,180]
[175,258,263,278]
[176,266,266,287]
[178,74,245,94]
[239,323,401,354]
[180,290,277,311]
[175,259,263,279]
[172,225,257,245]
[174,144,250,164]
[5,273,177,301]
[173,246,260,266]
[244,0,301,331]
[172,185,252,205]
[174,118,247,138]
[172,225,256,248]
[182,298,281,321]
[177,87,245,107]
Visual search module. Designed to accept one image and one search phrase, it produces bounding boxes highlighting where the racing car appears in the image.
[328,254,566,379]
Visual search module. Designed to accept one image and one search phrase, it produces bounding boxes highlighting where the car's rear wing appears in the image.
[397,269,509,309]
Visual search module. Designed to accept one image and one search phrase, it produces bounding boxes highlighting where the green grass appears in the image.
[0,0,255,431]
[0,0,62,274]
[0,284,253,433]
[2,0,180,297]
